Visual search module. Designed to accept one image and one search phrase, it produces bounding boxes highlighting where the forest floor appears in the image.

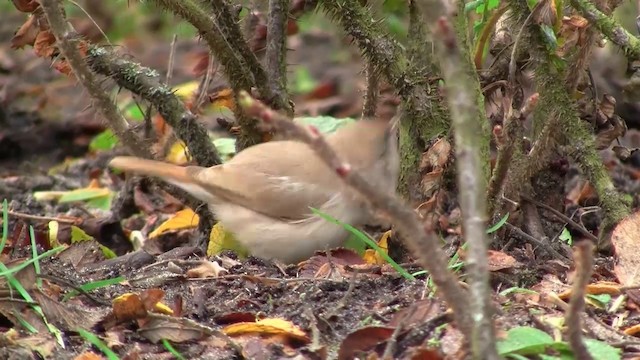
[3,6,640,360]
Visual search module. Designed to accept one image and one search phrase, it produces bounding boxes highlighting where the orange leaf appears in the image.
[223,318,310,343]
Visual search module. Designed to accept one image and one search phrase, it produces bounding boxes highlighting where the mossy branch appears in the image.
[508,0,630,238]
[570,0,640,59]
[265,0,293,116]
[85,48,221,167]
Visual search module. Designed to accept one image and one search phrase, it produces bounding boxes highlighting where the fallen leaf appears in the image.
[186,260,228,278]
[207,222,249,258]
[487,250,522,271]
[223,318,309,344]
[338,326,394,360]
[611,211,640,286]
[363,230,391,265]
[149,208,199,238]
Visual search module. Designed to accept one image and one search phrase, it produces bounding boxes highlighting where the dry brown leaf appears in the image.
[337,326,394,360]
[11,0,39,12]
[11,16,39,49]
[73,352,104,360]
[186,260,228,278]
[33,30,57,58]
[487,250,522,271]
[611,211,640,286]
[420,138,451,171]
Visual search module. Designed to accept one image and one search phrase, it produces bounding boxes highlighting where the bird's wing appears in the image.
[189,141,341,220]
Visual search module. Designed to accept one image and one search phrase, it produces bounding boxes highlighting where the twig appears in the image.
[237,91,474,342]
[5,211,76,224]
[504,222,570,261]
[565,241,595,360]
[382,305,419,359]
[487,93,539,214]
[521,194,599,243]
[326,268,360,318]
[165,34,178,86]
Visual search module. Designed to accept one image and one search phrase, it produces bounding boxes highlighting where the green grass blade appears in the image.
[29,226,43,289]
[162,339,186,360]
[77,328,120,360]
[311,208,415,281]
[62,276,126,302]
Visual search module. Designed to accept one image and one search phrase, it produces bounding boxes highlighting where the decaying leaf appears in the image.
[611,211,640,286]
[186,260,228,278]
[337,326,395,360]
[223,318,310,344]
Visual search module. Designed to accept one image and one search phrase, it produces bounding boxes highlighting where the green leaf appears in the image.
[291,67,318,94]
[85,194,113,210]
[586,293,612,305]
[497,326,554,355]
[559,227,572,244]
[583,338,621,360]
[62,276,125,302]
[89,129,119,151]
[71,226,94,243]
[540,25,558,49]
[294,116,355,135]
[58,188,111,203]
[123,104,145,122]
[213,137,237,162]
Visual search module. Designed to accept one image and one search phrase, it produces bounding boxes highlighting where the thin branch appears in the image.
[565,241,595,360]
[521,194,599,243]
[418,8,498,359]
[237,90,474,341]
[503,222,570,260]
[39,0,151,160]
[265,0,293,115]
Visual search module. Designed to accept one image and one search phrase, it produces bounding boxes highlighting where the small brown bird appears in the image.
[109,118,399,263]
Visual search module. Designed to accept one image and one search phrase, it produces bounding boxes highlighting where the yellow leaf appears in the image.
[363,230,391,265]
[165,141,190,165]
[173,81,200,100]
[223,318,309,342]
[154,302,174,315]
[149,209,199,238]
[207,222,249,258]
